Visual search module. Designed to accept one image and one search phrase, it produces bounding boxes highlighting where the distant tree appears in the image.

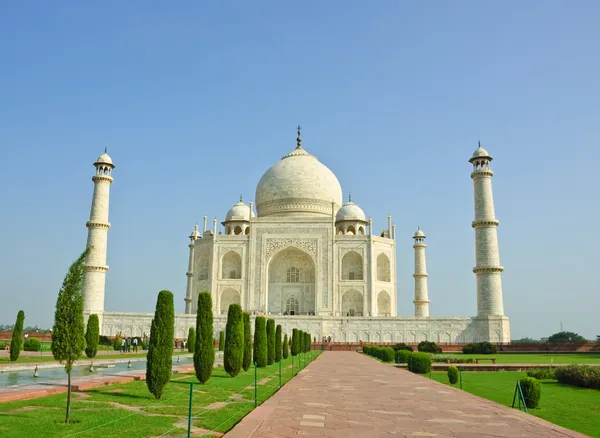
[187,327,195,353]
[219,331,225,351]
[10,310,25,362]
[242,312,252,372]
[597,335,600,342]
[253,316,267,367]
[548,331,586,343]
[267,319,275,365]
[194,292,214,384]
[291,329,299,356]
[224,304,244,377]
[146,290,175,399]
[282,333,289,359]
[275,324,282,362]
[512,337,537,343]
[84,314,99,359]
[51,249,88,423]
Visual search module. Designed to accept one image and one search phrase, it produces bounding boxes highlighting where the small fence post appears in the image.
[254,362,258,407]
[187,383,193,438]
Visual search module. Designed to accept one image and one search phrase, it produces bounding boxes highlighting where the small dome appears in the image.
[413,228,425,238]
[189,224,201,240]
[469,143,492,162]
[225,201,250,222]
[95,151,113,166]
[336,201,366,222]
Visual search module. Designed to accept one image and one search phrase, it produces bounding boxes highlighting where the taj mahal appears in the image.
[81,128,510,344]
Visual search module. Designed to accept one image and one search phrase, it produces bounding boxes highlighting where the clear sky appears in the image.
[0,1,598,340]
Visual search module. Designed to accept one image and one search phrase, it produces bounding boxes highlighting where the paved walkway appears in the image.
[225,351,586,438]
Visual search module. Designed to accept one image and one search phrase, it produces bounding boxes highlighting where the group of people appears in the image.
[174,338,188,351]
[119,336,140,352]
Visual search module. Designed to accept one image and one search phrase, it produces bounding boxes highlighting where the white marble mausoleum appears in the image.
[82,129,510,344]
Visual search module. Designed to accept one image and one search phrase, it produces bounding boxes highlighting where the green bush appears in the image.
[432,354,475,364]
[408,352,432,374]
[381,347,395,362]
[194,292,214,384]
[305,332,311,353]
[266,319,275,365]
[23,337,41,352]
[462,342,497,354]
[99,335,112,346]
[291,329,299,356]
[218,331,225,351]
[555,365,600,390]
[84,314,99,359]
[224,304,244,377]
[242,312,252,372]
[113,334,122,351]
[187,327,195,353]
[393,343,413,352]
[275,325,282,362]
[362,345,370,355]
[395,350,412,364]
[519,377,541,408]
[447,366,459,384]
[146,290,175,399]
[417,341,442,354]
[526,367,556,380]
[253,316,267,367]
[282,333,289,359]
[10,310,25,361]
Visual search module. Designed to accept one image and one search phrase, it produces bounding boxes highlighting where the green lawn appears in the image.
[435,353,600,364]
[0,351,319,437]
[430,371,600,437]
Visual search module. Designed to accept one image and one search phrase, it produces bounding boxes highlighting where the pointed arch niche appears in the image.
[341,251,363,280]
[377,290,391,316]
[341,289,363,316]
[220,288,241,315]
[221,251,242,279]
[376,253,391,282]
[267,246,315,315]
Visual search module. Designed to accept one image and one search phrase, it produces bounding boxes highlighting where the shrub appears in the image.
[242,312,252,371]
[393,343,413,352]
[371,346,382,359]
[432,354,474,364]
[462,342,496,354]
[218,331,225,351]
[519,377,541,409]
[24,337,41,352]
[146,290,175,399]
[187,327,195,353]
[99,335,112,346]
[253,316,267,367]
[418,341,442,354]
[85,314,99,359]
[527,367,556,380]
[381,347,395,362]
[113,334,122,351]
[291,329,299,356]
[282,333,289,359]
[555,365,600,390]
[408,352,432,374]
[194,292,214,384]
[305,332,311,353]
[10,310,25,361]
[395,350,412,364]
[275,325,282,362]
[224,304,244,377]
[447,366,459,384]
[266,319,275,365]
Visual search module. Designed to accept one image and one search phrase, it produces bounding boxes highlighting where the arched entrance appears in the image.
[268,247,315,315]
[220,288,241,315]
[341,289,363,316]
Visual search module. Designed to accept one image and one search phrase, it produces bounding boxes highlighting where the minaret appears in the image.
[185,224,201,314]
[470,142,504,316]
[412,227,430,317]
[82,150,115,318]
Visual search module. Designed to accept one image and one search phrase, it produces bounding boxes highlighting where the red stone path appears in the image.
[225,351,587,438]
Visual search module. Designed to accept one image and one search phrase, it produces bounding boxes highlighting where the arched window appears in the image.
[222,251,242,279]
[233,226,242,235]
[286,267,300,283]
[341,251,363,280]
[377,253,391,282]
[285,296,300,315]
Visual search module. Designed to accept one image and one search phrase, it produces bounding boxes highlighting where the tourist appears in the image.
[132,337,138,352]
[121,337,126,353]
[126,337,131,353]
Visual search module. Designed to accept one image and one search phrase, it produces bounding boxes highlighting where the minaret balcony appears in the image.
[471,219,499,228]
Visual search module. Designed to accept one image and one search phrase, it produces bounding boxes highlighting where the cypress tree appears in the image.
[224,304,244,377]
[84,314,99,359]
[242,312,252,372]
[266,318,275,365]
[305,332,310,353]
[282,333,289,359]
[291,328,299,356]
[219,330,225,351]
[187,327,195,353]
[146,290,175,399]
[275,324,282,362]
[9,310,25,362]
[52,248,88,423]
[253,316,268,367]
[194,292,214,384]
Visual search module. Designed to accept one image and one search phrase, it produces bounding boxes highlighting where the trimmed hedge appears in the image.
[462,341,497,354]
[432,354,475,364]
[218,331,225,351]
[146,290,174,399]
[266,319,275,365]
[10,310,25,361]
[381,347,395,362]
[393,343,413,352]
[99,335,112,346]
[23,337,41,352]
[242,312,252,372]
[187,327,195,353]
[85,314,99,359]
[519,377,541,408]
[194,292,214,384]
[447,366,459,384]
[408,352,432,374]
[224,304,244,377]
[526,367,556,380]
[291,329,299,356]
[417,341,442,354]
[555,365,600,390]
[282,333,289,359]
[253,316,268,367]
[275,325,282,362]
[395,349,412,364]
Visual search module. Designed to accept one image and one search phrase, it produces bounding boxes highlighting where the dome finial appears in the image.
[348,193,352,202]
[104,147,107,153]
[240,194,243,203]
[478,140,481,148]
[296,125,302,149]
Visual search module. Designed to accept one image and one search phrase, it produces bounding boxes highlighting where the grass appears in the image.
[429,353,600,364]
[0,351,319,437]
[430,371,600,437]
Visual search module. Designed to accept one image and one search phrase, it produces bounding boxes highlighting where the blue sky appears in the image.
[0,1,598,339]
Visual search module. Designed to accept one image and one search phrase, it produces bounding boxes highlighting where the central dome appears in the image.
[255,131,343,217]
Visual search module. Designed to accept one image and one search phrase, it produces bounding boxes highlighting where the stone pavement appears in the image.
[225,351,587,438]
